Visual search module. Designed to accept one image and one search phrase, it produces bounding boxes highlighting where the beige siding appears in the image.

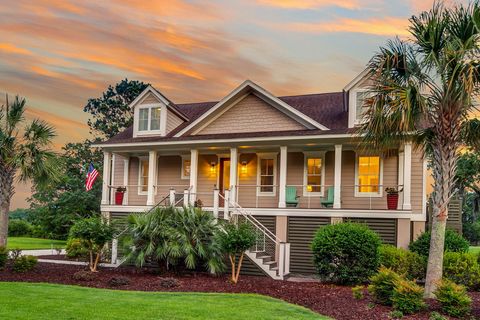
[112,154,125,187]
[410,149,424,214]
[166,109,183,135]
[195,94,306,135]
[128,157,148,205]
[155,156,188,202]
[196,155,218,207]
[139,92,159,105]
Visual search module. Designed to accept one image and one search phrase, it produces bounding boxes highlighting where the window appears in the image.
[257,153,277,196]
[354,90,372,124]
[356,156,381,195]
[137,106,161,132]
[304,154,324,195]
[181,156,191,180]
[138,158,149,194]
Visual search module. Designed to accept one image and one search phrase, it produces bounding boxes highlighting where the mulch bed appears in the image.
[1,263,479,320]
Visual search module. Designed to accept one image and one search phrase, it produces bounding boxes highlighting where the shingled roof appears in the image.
[102,91,349,145]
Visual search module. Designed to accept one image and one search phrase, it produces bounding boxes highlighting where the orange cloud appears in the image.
[0,43,32,55]
[285,17,410,36]
[257,0,362,9]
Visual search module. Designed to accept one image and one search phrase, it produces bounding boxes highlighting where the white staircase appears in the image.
[220,192,290,280]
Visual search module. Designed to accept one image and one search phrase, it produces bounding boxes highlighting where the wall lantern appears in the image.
[241,161,247,174]
[210,161,216,173]
[306,185,313,192]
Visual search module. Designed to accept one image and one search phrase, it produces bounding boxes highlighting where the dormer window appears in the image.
[353,89,373,125]
[138,106,162,132]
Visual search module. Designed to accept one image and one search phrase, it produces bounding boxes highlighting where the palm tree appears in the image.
[358,2,480,297]
[0,95,58,247]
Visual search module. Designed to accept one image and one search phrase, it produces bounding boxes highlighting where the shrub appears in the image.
[389,310,403,319]
[66,238,89,259]
[442,251,480,290]
[378,244,426,280]
[352,285,364,300]
[368,267,402,306]
[311,222,381,285]
[0,246,8,269]
[409,230,469,257]
[108,276,130,287]
[72,270,96,281]
[69,216,115,272]
[391,278,426,314]
[158,277,180,288]
[124,207,225,274]
[218,222,256,284]
[429,311,447,320]
[8,219,32,236]
[434,279,472,318]
[463,221,480,245]
[12,255,37,273]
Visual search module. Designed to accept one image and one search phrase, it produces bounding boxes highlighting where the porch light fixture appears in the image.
[210,161,216,173]
[241,161,247,174]
[306,185,313,192]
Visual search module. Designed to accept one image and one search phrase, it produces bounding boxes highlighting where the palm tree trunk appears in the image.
[0,169,14,248]
[424,139,458,298]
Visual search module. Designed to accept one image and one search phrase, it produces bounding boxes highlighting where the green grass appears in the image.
[0,282,328,320]
[469,246,480,255]
[6,237,66,250]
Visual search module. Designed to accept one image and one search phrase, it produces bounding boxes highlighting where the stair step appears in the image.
[270,267,279,271]
[264,261,277,265]
[256,255,271,260]
[249,250,266,254]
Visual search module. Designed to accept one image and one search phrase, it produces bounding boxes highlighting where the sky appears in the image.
[1,0,465,209]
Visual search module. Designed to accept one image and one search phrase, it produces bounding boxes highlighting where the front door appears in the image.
[219,158,230,205]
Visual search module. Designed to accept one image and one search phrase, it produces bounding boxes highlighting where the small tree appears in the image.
[69,217,114,272]
[218,222,256,284]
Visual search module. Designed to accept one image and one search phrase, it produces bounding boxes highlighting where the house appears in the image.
[96,72,428,279]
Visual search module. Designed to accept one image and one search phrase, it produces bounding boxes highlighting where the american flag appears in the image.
[85,163,99,191]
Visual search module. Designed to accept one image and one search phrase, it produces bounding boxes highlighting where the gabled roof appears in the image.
[173,80,330,137]
[129,85,189,121]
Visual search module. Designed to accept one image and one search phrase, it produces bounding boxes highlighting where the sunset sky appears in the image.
[2,0,464,209]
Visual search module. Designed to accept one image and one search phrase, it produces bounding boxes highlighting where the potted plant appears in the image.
[385,187,402,210]
[115,187,127,205]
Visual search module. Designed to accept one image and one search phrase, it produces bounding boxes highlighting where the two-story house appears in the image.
[95,71,427,279]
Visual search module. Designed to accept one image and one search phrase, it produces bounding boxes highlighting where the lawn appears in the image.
[0,282,328,320]
[7,237,66,250]
[470,246,480,255]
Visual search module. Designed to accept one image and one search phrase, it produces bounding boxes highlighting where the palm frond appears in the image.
[461,118,480,151]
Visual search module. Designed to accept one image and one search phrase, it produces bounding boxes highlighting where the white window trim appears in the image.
[354,153,383,198]
[137,156,149,195]
[181,155,191,180]
[256,152,278,197]
[133,103,167,137]
[303,151,326,197]
[351,88,370,126]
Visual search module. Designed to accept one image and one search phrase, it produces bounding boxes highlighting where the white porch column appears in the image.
[213,188,220,219]
[169,188,176,206]
[229,148,238,205]
[123,158,129,205]
[278,146,288,208]
[333,144,342,209]
[403,142,412,210]
[101,151,112,205]
[224,189,230,220]
[146,150,157,206]
[189,149,199,205]
[397,151,404,209]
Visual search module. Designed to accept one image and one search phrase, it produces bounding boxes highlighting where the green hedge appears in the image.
[408,230,469,257]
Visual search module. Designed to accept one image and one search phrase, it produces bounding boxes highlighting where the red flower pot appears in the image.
[115,192,125,205]
[387,193,399,210]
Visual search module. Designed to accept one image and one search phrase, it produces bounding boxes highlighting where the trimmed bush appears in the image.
[409,230,469,257]
[66,238,89,259]
[391,278,426,314]
[352,285,364,300]
[12,255,37,273]
[368,267,402,305]
[0,246,8,269]
[378,244,426,280]
[434,279,472,318]
[442,251,480,290]
[312,222,381,285]
[8,219,32,237]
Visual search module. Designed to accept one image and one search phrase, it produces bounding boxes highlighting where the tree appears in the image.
[83,79,148,138]
[456,151,480,222]
[28,140,102,239]
[0,96,58,246]
[218,222,256,284]
[358,2,480,297]
[69,217,115,272]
